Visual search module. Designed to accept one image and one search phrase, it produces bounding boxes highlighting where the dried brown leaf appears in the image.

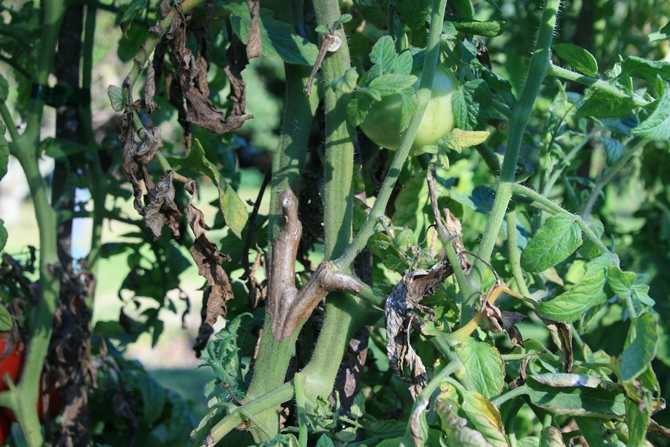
[481,300,526,348]
[246,0,262,59]
[185,182,235,353]
[144,171,183,240]
[144,62,160,114]
[542,317,574,373]
[385,260,453,398]
[166,8,252,134]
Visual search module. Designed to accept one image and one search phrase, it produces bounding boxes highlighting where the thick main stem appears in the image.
[244,63,319,441]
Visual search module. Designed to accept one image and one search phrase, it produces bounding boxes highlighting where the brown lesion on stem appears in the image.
[268,190,364,341]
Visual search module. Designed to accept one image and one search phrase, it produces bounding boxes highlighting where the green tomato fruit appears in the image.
[359,65,458,151]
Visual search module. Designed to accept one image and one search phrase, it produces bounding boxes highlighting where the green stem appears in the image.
[491,384,529,407]
[468,0,560,319]
[548,64,650,108]
[475,143,501,176]
[13,143,60,447]
[506,210,531,296]
[0,102,20,143]
[581,138,646,219]
[335,0,448,271]
[207,382,295,445]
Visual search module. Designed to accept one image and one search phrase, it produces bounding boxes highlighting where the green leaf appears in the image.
[163,389,194,443]
[578,219,605,259]
[395,0,430,29]
[338,13,353,24]
[226,2,318,66]
[535,255,610,323]
[607,266,637,299]
[119,0,148,33]
[0,74,8,104]
[631,88,670,141]
[539,426,564,447]
[460,391,507,447]
[107,85,125,112]
[0,306,12,331]
[621,56,670,83]
[523,378,626,417]
[619,312,658,382]
[347,95,372,127]
[553,43,598,77]
[370,36,397,74]
[0,122,8,182]
[626,396,651,447]
[367,74,418,98]
[452,80,492,131]
[649,21,670,42]
[456,338,505,399]
[169,139,248,237]
[121,370,167,425]
[574,418,621,446]
[576,88,638,119]
[393,50,414,75]
[392,171,429,234]
[315,434,335,447]
[450,18,506,37]
[521,214,582,273]
[0,219,6,253]
[599,137,624,165]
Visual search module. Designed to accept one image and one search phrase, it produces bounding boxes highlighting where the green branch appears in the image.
[548,64,650,108]
[467,0,561,320]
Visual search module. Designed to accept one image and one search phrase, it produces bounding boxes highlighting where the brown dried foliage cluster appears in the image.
[385,259,454,399]
[117,1,257,353]
[48,263,97,447]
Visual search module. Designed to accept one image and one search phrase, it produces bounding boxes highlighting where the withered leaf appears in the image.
[185,182,235,353]
[144,62,160,114]
[481,300,526,348]
[166,8,252,134]
[144,171,183,240]
[541,316,574,373]
[385,260,453,399]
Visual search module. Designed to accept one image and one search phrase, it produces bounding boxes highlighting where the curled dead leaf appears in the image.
[385,260,453,398]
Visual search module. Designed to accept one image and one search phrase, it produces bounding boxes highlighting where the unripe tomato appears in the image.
[359,64,458,150]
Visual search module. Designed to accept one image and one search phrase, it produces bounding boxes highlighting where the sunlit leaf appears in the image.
[619,312,658,382]
[632,88,670,141]
[535,255,610,323]
[456,338,505,399]
[553,43,599,77]
[521,214,582,273]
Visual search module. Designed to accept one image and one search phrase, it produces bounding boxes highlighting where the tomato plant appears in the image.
[360,64,458,150]
[2,0,670,446]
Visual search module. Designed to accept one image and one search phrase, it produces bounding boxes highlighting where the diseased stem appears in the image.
[581,138,646,219]
[468,0,561,321]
